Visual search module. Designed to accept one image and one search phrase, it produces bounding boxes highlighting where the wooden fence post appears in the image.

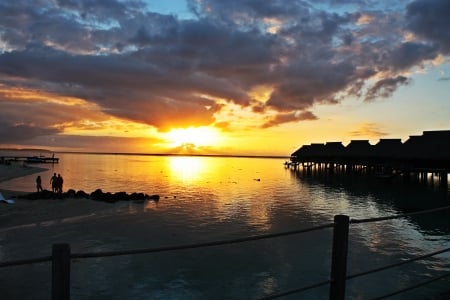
[329,215,349,300]
[52,243,71,300]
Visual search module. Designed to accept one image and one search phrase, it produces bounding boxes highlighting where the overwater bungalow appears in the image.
[288,130,450,183]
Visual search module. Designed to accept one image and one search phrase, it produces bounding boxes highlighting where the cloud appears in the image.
[0,0,448,144]
[19,134,164,153]
[348,123,388,139]
[365,76,411,101]
[261,111,317,128]
[406,0,450,53]
[389,42,439,72]
[0,123,60,143]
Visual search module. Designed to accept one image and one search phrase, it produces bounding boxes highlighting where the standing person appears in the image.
[50,173,58,193]
[36,175,43,192]
[57,173,64,194]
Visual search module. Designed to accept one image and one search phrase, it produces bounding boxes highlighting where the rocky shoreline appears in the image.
[20,188,160,203]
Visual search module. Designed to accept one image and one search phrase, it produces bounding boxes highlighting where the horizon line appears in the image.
[0,148,289,159]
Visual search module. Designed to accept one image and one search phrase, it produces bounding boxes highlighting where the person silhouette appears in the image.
[50,173,58,193]
[36,175,43,192]
[57,174,64,194]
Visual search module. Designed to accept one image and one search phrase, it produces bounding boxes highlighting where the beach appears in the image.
[0,161,48,185]
[0,162,116,230]
[0,161,47,204]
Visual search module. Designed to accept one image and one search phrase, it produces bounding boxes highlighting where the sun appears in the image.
[165,126,221,148]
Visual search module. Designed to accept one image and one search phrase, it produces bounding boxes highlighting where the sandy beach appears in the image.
[0,161,48,203]
[0,162,48,184]
[0,162,117,230]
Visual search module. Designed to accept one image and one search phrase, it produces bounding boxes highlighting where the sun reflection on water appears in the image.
[168,156,206,183]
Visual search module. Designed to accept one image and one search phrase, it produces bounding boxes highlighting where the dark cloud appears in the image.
[0,123,61,143]
[261,111,317,128]
[389,42,439,72]
[189,0,311,26]
[18,134,164,153]
[0,0,448,145]
[407,0,450,53]
[266,60,357,111]
[365,76,411,101]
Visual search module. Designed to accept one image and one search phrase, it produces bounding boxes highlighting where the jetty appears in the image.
[286,130,450,184]
[0,155,59,164]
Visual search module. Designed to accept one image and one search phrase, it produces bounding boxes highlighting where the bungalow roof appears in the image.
[323,142,345,157]
[374,139,403,158]
[345,140,373,157]
[404,131,450,160]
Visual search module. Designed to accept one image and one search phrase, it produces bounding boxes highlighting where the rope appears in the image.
[71,223,334,259]
[351,205,450,224]
[257,279,331,300]
[0,256,52,268]
[1,206,448,300]
[347,247,450,280]
[369,272,450,300]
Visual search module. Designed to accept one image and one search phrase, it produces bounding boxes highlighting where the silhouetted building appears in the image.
[289,130,450,177]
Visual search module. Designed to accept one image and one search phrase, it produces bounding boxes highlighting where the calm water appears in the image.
[0,152,449,299]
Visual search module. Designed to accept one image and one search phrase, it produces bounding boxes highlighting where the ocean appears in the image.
[0,152,449,299]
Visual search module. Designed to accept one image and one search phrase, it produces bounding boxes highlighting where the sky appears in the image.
[0,0,449,156]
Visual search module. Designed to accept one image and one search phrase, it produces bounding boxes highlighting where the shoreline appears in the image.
[0,162,49,199]
[0,162,158,230]
[0,162,48,184]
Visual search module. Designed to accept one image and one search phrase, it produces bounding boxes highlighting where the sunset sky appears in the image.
[0,0,449,156]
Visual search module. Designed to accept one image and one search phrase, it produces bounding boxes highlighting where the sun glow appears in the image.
[168,156,205,182]
[165,126,221,147]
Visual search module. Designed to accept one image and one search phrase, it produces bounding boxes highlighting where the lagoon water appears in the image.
[0,153,449,299]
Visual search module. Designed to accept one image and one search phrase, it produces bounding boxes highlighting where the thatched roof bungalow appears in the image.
[289,130,450,173]
[373,139,403,159]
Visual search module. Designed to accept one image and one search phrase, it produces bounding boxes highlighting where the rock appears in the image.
[90,189,104,201]
[66,189,76,198]
[75,190,89,198]
[22,189,54,200]
[22,188,160,203]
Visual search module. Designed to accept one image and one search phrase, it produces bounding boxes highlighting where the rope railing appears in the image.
[256,205,450,300]
[346,247,450,280]
[71,222,335,259]
[0,222,334,267]
[257,279,331,300]
[0,205,449,300]
[0,255,52,268]
[350,205,450,224]
[258,247,450,300]
[369,272,450,300]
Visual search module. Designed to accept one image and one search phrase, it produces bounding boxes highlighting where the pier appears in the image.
[286,130,450,185]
